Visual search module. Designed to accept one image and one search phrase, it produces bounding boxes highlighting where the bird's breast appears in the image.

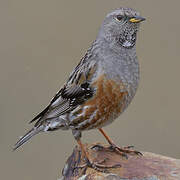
[69,74,129,130]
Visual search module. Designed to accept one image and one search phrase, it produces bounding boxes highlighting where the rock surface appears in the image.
[59,143,180,180]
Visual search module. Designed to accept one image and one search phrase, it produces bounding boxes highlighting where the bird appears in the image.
[14,7,145,170]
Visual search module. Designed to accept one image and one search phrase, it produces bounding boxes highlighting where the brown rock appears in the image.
[59,143,180,180]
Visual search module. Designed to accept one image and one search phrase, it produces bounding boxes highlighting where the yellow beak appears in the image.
[129,16,146,23]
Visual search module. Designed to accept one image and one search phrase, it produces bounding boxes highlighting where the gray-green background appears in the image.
[1,0,180,179]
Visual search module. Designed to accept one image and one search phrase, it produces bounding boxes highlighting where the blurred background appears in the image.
[1,0,180,179]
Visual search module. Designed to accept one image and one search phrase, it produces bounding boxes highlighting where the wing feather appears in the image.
[29,58,97,127]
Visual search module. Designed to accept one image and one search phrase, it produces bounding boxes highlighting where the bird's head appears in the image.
[98,7,145,49]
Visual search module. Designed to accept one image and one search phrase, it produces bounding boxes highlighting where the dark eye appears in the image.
[116,15,123,21]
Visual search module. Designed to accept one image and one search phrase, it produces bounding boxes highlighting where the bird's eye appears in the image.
[116,15,123,21]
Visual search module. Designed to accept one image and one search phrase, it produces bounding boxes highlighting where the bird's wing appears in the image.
[29,54,97,127]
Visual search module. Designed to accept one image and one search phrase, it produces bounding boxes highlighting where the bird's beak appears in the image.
[129,16,146,23]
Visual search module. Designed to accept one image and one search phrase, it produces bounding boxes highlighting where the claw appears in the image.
[75,156,121,173]
[121,152,128,159]
[91,144,105,151]
[108,143,142,158]
[135,151,143,156]
[124,145,134,149]
[97,128,142,159]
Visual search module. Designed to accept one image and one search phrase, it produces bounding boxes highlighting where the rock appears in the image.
[59,143,180,180]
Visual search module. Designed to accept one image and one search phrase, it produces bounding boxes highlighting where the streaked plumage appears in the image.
[14,7,145,170]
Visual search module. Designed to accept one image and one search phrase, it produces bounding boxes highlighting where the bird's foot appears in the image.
[77,157,121,173]
[108,143,143,158]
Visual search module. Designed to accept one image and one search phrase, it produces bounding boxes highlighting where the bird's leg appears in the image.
[72,130,120,172]
[76,139,113,171]
[98,128,142,158]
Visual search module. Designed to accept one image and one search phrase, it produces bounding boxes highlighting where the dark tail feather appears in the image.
[29,106,49,124]
[13,126,44,151]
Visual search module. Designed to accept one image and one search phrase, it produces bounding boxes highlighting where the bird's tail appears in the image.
[13,126,44,151]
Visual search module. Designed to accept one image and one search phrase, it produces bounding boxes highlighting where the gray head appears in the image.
[98,7,145,49]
